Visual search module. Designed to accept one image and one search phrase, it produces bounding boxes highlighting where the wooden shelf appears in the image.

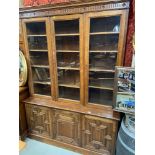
[89,50,118,53]
[55,33,79,36]
[29,49,48,52]
[57,50,79,53]
[90,32,119,35]
[89,68,115,72]
[59,83,80,88]
[31,65,49,68]
[27,34,46,37]
[58,67,80,70]
[89,85,113,90]
[33,81,51,85]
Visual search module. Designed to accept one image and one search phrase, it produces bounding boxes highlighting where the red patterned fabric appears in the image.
[124,0,135,66]
[24,0,71,6]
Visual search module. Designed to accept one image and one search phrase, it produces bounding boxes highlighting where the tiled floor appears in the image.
[20,138,81,155]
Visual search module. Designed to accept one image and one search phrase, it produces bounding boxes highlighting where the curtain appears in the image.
[124,0,135,66]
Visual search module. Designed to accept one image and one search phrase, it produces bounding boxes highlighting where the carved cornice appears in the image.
[19,1,129,18]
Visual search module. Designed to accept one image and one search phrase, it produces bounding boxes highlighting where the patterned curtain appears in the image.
[124,0,135,66]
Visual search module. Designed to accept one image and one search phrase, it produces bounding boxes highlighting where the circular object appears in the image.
[19,50,27,86]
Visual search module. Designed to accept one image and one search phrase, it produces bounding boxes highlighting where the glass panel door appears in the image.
[25,21,51,96]
[54,18,81,101]
[88,15,121,106]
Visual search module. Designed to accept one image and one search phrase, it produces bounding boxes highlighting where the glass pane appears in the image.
[30,51,49,66]
[56,36,79,51]
[55,19,79,34]
[25,21,51,96]
[55,19,80,101]
[59,87,80,101]
[89,72,114,89]
[89,88,113,106]
[88,15,120,106]
[28,36,47,50]
[57,53,80,68]
[90,16,120,33]
[58,70,80,87]
[26,22,46,35]
[32,67,50,82]
[90,34,119,51]
[34,83,51,96]
[89,53,117,70]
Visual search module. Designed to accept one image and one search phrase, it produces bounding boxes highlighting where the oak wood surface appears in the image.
[24,97,120,121]
[25,104,118,155]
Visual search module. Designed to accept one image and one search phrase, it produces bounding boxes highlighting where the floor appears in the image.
[20,138,82,155]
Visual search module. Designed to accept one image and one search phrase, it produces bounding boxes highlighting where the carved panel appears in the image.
[82,115,116,155]
[25,104,53,138]
[19,1,129,18]
[53,110,81,146]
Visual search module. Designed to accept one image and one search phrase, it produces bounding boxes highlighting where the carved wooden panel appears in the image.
[82,115,117,155]
[19,1,129,18]
[53,110,81,146]
[25,104,53,138]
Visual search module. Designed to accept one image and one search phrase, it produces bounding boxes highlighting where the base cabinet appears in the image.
[25,104,53,138]
[53,110,81,146]
[82,115,117,155]
[25,104,118,155]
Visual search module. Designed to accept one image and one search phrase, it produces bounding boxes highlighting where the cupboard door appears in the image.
[22,18,54,97]
[85,10,128,107]
[82,115,117,155]
[53,110,81,146]
[25,104,53,138]
[51,15,84,103]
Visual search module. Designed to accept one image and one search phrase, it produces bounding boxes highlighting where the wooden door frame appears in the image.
[22,17,54,100]
[50,14,85,105]
[84,10,129,109]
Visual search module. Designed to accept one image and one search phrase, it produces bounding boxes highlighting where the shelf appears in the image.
[89,68,115,72]
[59,84,80,88]
[90,32,119,35]
[57,50,79,53]
[29,49,48,52]
[33,81,51,85]
[55,33,79,36]
[58,67,80,70]
[31,65,49,68]
[89,50,118,53]
[27,34,46,37]
[89,85,113,90]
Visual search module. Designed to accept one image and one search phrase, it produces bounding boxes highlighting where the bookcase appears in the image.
[20,0,129,154]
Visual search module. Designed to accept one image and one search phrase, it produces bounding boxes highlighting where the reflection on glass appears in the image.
[90,16,120,33]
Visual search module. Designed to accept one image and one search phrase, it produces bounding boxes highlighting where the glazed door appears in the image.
[85,10,128,107]
[51,15,84,104]
[22,18,54,98]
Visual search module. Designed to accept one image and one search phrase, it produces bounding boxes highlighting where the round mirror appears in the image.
[19,50,27,86]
